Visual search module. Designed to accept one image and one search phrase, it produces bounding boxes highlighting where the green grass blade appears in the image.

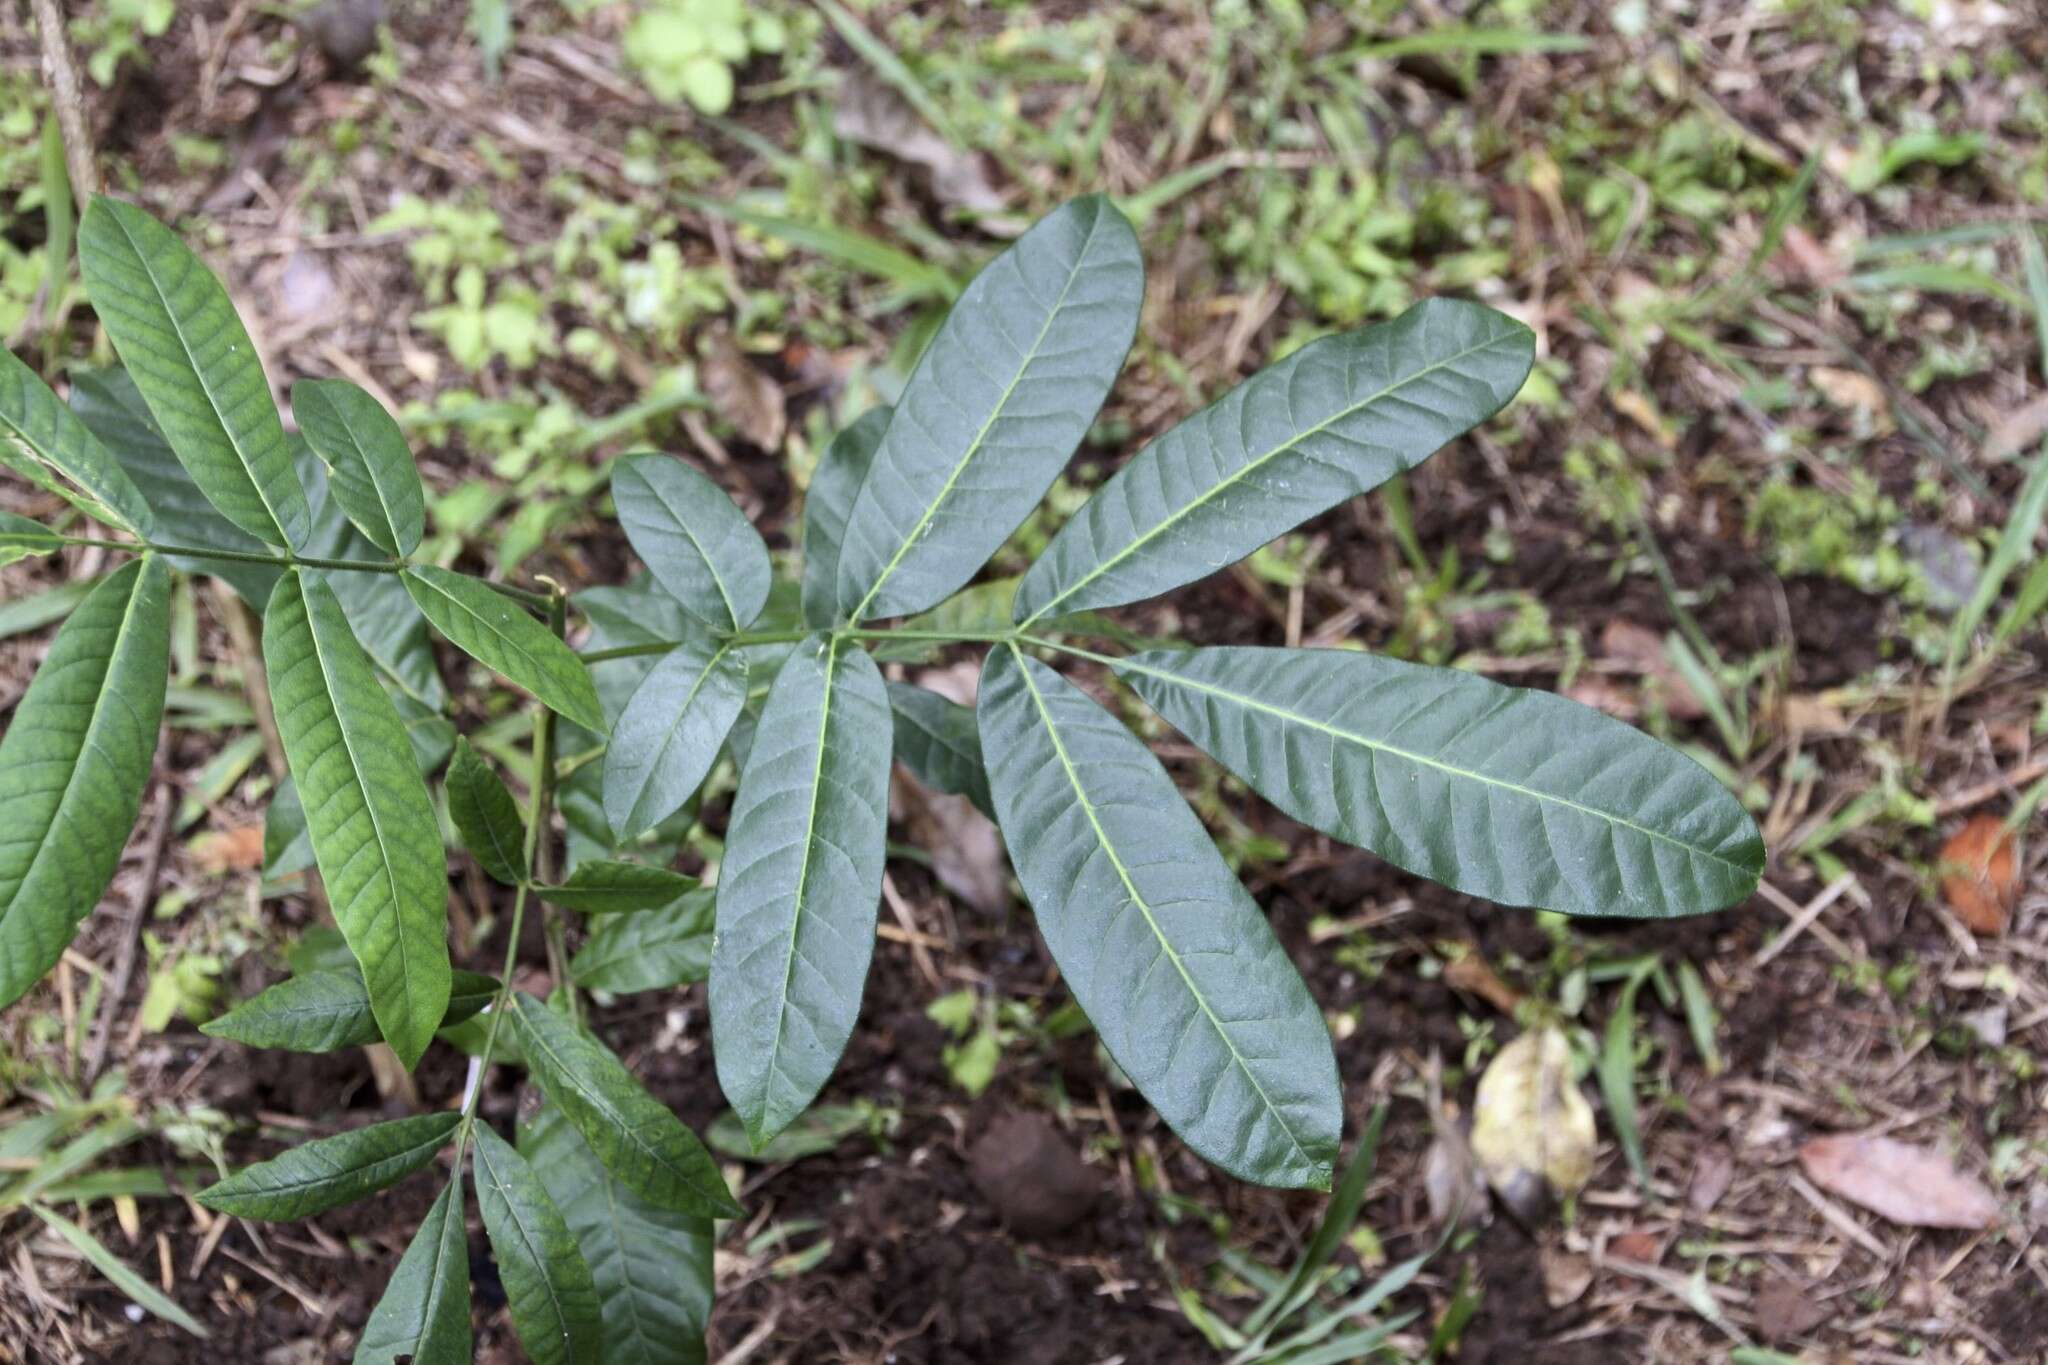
[33,1206,209,1337]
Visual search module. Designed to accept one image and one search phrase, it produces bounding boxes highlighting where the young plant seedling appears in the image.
[0,192,1763,1361]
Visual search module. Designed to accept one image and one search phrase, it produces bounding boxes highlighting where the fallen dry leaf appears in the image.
[1539,1246,1593,1309]
[1610,388,1676,449]
[700,331,786,452]
[192,824,266,874]
[1563,674,1638,719]
[1754,1275,1833,1341]
[1470,1026,1596,1223]
[1939,814,2018,936]
[1599,620,1705,719]
[1687,1146,1735,1215]
[1810,366,1895,435]
[1779,693,1850,734]
[834,69,1005,216]
[1607,1228,1662,1263]
[893,771,1007,916]
[1443,948,1525,1016]
[1798,1132,2001,1230]
[1983,391,2048,463]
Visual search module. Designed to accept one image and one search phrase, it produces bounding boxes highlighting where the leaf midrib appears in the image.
[102,209,294,549]
[1017,327,1525,626]
[477,1139,577,1361]
[847,205,1107,623]
[312,387,409,551]
[630,466,742,629]
[621,644,733,830]
[1007,646,1319,1174]
[1116,652,1752,872]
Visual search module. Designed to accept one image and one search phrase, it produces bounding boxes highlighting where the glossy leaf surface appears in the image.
[197,1112,460,1220]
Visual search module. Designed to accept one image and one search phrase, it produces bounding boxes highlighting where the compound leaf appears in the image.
[354,1175,471,1365]
[402,566,604,732]
[201,968,497,1053]
[263,570,449,1067]
[976,645,1339,1189]
[0,347,153,536]
[0,557,169,1010]
[800,404,890,627]
[603,639,748,844]
[571,888,714,995]
[835,195,1143,622]
[197,1112,461,1220]
[472,1123,602,1365]
[535,860,697,915]
[79,197,311,549]
[447,737,527,886]
[886,681,993,819]
[1118,647,1764,919]
[291,378,425,556]
[1014,298,1534,623]
[508,992,741,1219]
[520,1105,713,1365]
[613,453,769,632]
[712,635,891,1146]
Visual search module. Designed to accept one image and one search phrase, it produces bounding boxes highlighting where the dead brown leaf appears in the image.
[1983,391,2048,463]
[834,69,1006,216]
[1539,1246,1593,1309]
[1810,366,1895,435]
[1610,388,1677,449]
[1443,948,1525,1016]
[1599,620,1705,719]
[700,332,786,452]
[892,771,1007,916]
[1797,1132,2001,1230]
[1939,814,2018,936]
[192,824,266,874]
[1754,1275,1833,1341]
[1687,1146,1735,1215]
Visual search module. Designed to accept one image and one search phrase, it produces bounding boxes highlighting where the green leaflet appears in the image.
[603,639,748,844]
[197,1112,461,1220]
[402,566,605,732]
[0,347,153,536]
[571,889,714,995]
[508,993,741,1218]
[800,404,890,628]
[0,510,60,566]
[1117,647,1764,919]
[520,1105,713,1365]
[1014,298,1535,624]
[0,557,170,1010]
[263,570,450,1067]
[976,646,1340,1189]
[79,197,311,550]
[712,635,892,1146]
[535,860,698,914]
[886,681,993,819]
[354,1175,471,1365]
[69,367,280,605]
[612,453,770,632]
[446,738,528,886]
[472,1123,602,1365]
[291,379,425,556]
[201,968,498,1053]
[834,196,1144,622]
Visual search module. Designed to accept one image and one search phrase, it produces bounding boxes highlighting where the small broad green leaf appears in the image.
[201,968,497,1053]
[1117,647,1764,918]
[0,510,61,566]
[613,453,770,631]
[536,860,697,915]
[354,1175,471,1365]
[1014,298,1535,624]
[472,1123,602,1365]
[447,737,527,885]
[32,1207,209,1337]
[0,347,153,535]
[402,567,605,732]
[69,366,280,605]
[79,197,311,549]
[263,570,450,1067]
[520,1105,713,1365]
[197,1112,461,1220]
[571,888,713,995]
[508,992,741,1219]
[291,378,425,556]
[264,776,314,878]
[0,557,170,1010]
[976,645,1339,1189]
[886,681,993,819]
[712,635,891,1146]
[800,405,890,627]
[835,196,1144,622]
[603,640,748,843]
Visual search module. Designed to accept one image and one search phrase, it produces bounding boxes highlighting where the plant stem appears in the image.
[36,534,555,609]
[581,624,1048,664]
[535,592,580,1030]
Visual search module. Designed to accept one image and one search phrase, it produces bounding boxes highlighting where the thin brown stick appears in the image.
[29,0,100,210]
[83,784,174,1084]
